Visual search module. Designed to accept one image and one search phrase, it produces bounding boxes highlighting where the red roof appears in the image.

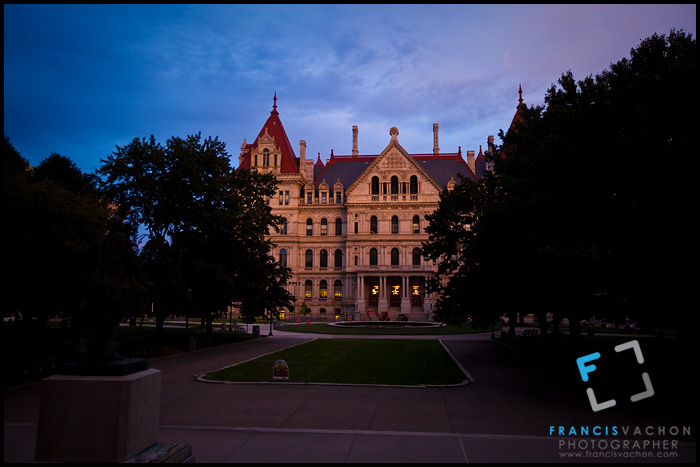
[242,93,299,173]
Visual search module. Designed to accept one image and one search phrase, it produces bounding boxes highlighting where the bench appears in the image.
[521,329,539,337]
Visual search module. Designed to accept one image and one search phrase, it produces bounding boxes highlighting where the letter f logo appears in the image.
[577,352,616,412]
[577,352,600,382]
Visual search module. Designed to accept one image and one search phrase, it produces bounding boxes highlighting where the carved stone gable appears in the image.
[378,149,410,172]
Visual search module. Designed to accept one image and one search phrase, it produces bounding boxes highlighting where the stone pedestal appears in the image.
[35,367,161,462]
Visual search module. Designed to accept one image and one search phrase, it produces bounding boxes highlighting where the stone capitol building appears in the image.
[238,92,522,321]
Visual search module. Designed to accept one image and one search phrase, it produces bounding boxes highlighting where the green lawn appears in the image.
[203,338,468,386]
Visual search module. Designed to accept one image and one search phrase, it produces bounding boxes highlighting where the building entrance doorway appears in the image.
[387,277,402,308]
[410,277,424,308]
[365,277,379,308]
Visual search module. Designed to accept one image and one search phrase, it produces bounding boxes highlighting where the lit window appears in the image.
[412,215,420,234]
[334,280,342,299]
[305,280,312,298]
[320,280,328,299]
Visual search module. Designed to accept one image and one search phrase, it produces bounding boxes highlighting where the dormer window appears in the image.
[371,176,380,195]
[334,181,344,204]
[263,149,270,167]
[390,176,399,195]
[410,175,418,194]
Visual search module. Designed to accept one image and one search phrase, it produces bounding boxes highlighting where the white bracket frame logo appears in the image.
[576,340,655,412]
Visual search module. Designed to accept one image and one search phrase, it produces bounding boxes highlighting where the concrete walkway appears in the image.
[4,329,696,463]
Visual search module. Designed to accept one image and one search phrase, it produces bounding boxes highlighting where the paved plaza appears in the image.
[4,329,696,463]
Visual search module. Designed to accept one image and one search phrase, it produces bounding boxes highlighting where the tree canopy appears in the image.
[423,29,696,334]
[97,133,293,336]
[4,136,110,320]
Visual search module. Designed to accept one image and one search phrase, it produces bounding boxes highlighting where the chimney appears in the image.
[299,140,307,177]
[467,150,475,174]
[352,125,358,157]
[433,123,439,155]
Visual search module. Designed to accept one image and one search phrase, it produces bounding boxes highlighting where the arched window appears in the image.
[334,249,343,268]
[320,218,328,236]
[391,215,399,234]
[279,248,287,267]
[410,175,418,194]
[371,176,380,195]
[370,216,378,234]
[391,248,400,266]
[305,249,313,268]
[263,149,270,167]
[369,248,378,266]
[306,218,313,236]
[304,280,312,298]
[412,248,422,266]
[334,280,343,299]
[412,215,420,234]
[390,176,399,194]
[320,249,328,268]
[319,280,328,299]
[335,218,342,236]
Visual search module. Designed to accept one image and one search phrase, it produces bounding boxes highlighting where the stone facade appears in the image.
[239,94,505,322]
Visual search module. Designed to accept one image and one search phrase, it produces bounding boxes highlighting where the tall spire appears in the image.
[272,92,278,115]
[518,84,523,107]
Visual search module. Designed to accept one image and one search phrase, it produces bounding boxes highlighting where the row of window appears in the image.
[304,279,343,299]
[300,278,427,305]
[371,175,419,195]
[279,247,424,269]
[277,216,423,236]
[280,175,421,207]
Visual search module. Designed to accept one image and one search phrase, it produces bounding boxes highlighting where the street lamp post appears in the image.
[185,289,191,332]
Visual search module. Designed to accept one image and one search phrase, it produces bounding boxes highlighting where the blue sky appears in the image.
[4,4,696,173]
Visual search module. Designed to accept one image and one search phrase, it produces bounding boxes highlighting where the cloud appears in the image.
[4,4,695,171]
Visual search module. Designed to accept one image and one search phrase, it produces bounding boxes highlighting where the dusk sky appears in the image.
[4,4,696,174]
